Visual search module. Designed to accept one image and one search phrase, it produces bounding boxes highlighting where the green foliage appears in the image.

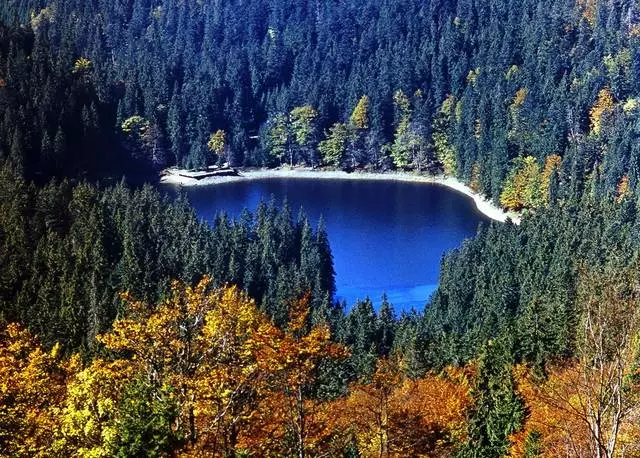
[0,168,336,352]
[319,123,348,168]
[1,0,640,199]
[112,380,182,457]
[266,113,291,165]
[121,116,150,136]
[458,337,525,457]
[433,95,458,176]
[290,105,318,146]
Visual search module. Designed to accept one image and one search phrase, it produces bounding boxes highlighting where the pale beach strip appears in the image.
[160,167,522,225]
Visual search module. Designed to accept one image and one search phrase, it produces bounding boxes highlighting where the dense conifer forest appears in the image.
[1,0,640,456]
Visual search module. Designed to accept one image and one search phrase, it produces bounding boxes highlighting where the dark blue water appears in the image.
[162,178,490,311]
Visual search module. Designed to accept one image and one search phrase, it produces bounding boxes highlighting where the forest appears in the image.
[1,0,640,456]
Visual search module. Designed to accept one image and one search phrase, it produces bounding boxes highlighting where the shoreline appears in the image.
[160,167,521,224]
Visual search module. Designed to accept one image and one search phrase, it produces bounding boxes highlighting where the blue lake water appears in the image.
[162,178,490,311]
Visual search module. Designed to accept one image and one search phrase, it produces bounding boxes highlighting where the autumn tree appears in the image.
[242,294,349,458]
[350,96,371,130]
[0,324,68,457]
[616,175,630,202]
[71,57,93,76]
[392,366,472,456]
[336,359,472,457]
[511,265,640,458]
[540,154,562,206]
[207,129,230,165]
[566,265,640,457]
[341,358,401,457]
[60,359,135,457]
[500,156,543,211]
[96,278,274,456]
[345,96,371,168]
[589,88,615,136]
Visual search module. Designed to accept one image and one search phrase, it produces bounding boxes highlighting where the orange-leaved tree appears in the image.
[241,293,349,458]
[336,358,472,457]
[510,265,640,458]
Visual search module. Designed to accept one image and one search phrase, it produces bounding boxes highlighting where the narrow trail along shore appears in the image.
[160,167,522,225]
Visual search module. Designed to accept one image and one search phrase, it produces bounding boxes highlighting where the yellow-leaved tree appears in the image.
[0,324,69,457]
[96,277,273,457]
[60,359,135,457]
[207,129,228,164]
[500,156,543,211]
[589,88,615,136]
[350,95,371,131]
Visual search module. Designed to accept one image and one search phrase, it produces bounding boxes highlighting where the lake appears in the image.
[162,178,491,311]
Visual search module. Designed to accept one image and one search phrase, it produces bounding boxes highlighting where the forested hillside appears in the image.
[2,0,640,456]
[1,0,638,203]
[0,165,336,352]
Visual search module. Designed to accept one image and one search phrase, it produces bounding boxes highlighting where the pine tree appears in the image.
[458,335,525,457]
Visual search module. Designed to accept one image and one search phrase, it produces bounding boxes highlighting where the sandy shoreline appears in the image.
[160,168,521,224]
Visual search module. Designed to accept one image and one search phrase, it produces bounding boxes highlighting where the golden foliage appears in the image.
[511,266,640,458]
[589,87,615,135]
[576,0,597,27]
[616,175,630,203]
[512,88,528,108]
[240,294,349,456]
[335,359,472,457]
[0,282,481,457]
[207,129,226,157]
[540,154,562,205]
[510,362,640,458]
[0,324,69,457]
[470,162,481,193]
[71,57,93,75]
[500,156,543,211]
[350,95,371,130]
[61,359,134,457]
[98,278,273,454]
